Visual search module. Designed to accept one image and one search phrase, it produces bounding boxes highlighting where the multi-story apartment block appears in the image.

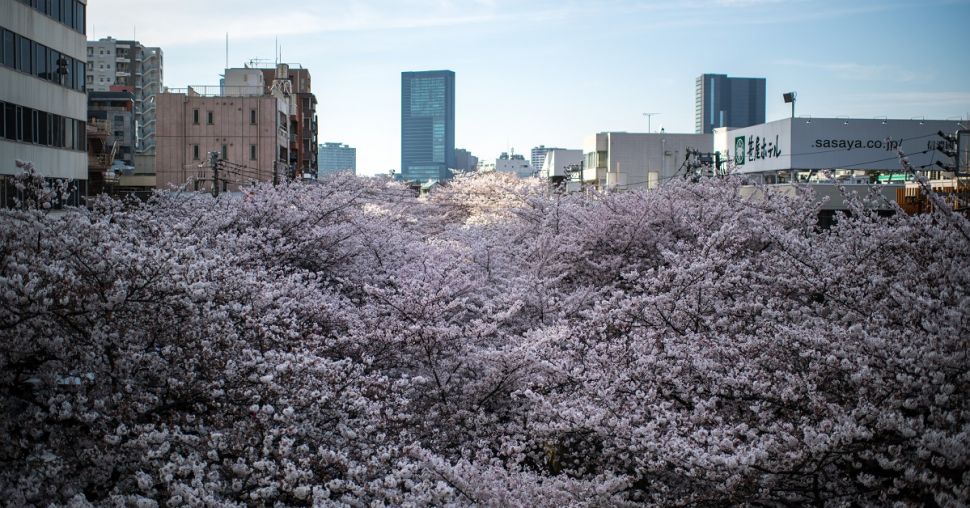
[318,142,356,176]
[695,73,765,134]
[86,37,163,154]
[401,70,455,183]
[154,87,289,192]
[259,65,317,179]
[1,0,88,206]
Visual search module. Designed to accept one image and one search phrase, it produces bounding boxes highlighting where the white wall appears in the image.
[541,148,582,178]
[716,117,965,174]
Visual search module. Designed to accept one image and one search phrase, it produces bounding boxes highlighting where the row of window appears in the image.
[191,144,259,162]
[1,28,86,92]
[1,100,87,152]
[14,0,86,35]
[191,108,260,126]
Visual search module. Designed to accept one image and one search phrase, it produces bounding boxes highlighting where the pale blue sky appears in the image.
[89,0,970,175]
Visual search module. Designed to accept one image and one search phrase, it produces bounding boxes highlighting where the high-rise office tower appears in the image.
[695,73,765,134]
[401,70,455,182]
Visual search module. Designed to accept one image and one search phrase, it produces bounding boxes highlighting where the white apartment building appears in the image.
[1,0,88,205]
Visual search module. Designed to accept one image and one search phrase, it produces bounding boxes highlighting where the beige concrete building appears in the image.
[155,90,289,192]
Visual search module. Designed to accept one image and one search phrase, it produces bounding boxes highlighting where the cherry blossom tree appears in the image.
[1,168,966,505]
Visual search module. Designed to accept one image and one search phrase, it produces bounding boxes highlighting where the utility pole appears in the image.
[642,112,660,133]
[209,151,220,197]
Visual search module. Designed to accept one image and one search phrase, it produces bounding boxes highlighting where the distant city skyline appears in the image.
[87,0,970,176]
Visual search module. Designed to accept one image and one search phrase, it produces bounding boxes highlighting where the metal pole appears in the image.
[210,151,219,197]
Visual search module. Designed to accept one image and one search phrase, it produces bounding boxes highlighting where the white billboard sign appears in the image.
[723,118,965,174]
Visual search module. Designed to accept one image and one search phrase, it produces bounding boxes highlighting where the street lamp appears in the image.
[783,92,796,119]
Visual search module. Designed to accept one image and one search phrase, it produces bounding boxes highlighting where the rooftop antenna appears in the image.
[225,33,229,69]
[275,37,278,66]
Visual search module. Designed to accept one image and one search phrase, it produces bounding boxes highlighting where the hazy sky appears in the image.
[88,0,970,176]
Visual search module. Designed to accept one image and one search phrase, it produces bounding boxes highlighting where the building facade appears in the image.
[531,145,562,174]
[539,148,583,180]
[714,117,964,180]
[87,91,135,164]
[1,0,88,206]
[493,151,532,178]
[259,65,317,179]
[695,73,765,134]
[583,132,712,190]
[401,70,455,182]
[454,148,478,173]
[154,90,289,192]
[86,37,163,155]
[318,142,356,176]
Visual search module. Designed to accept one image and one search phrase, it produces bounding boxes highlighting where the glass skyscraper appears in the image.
[695,74,766,134]
[401,70,455,182]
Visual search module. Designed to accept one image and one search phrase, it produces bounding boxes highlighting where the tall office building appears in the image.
[1,0,88,206]
[401,70,455,182]
[86,37,163,154]
[695,73,765,134]
[318,142,356,176]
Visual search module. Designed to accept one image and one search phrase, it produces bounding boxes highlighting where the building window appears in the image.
[250,144,256,161]
[37,111,48,145]
[34,42,47,80]
[207,111,214,125]
[2,30,14,68]
[250,109,257,125]
[18,36,32,74]
[192,144,200,160]
[221,144,227,160]
[192,109,199,125]
[3,103,15,140]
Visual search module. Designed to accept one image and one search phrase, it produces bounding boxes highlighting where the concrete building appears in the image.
[531,145,562,174]
[695,73,765,134]
[1,0,88,206]
[401,70,455,182]
[259,65,317,178]
[86,37,163,154]
[583,132,712,190]
[154,88,289,192]
[714,116,964,182]
[712,117,970,217]
[454,148,478,173]
[318,142,356,176]
[539,148,583,180]
[493,151,533,178]
[87,91,135,164]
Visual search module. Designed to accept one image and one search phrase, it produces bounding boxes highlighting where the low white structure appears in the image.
[492,152,533,178]
[583,132,712,190]
[540,148,582,179]
[222,68,266,97]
